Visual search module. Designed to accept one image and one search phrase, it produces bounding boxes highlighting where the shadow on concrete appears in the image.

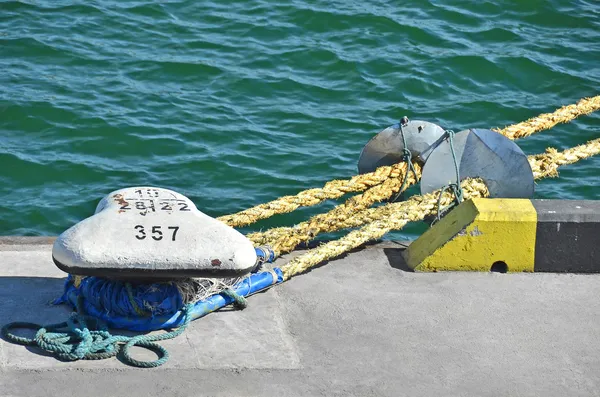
[283,239,387,277]
[0,276,167,363]
[294,238,382,251]
[0,276,67,314]
[383,243,414,272]
[0,276,72,355]
[280,240,416,276]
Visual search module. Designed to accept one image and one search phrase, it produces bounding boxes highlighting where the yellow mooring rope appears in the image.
[217,96,600,246]
[247,163,422,254]
[246,95,600,256]
[216,162,410,227]
[492,95,600,140]
[279,137,600,280]
[217,95,600,229]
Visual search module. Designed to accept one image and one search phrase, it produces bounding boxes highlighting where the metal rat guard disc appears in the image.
[420,128,534,198]
[358,119,446,174]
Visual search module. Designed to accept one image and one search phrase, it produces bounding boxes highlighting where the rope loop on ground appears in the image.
[0,296,195,368]
[4,96,599,369]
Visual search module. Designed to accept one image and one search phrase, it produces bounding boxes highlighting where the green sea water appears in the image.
[1,0,599,239]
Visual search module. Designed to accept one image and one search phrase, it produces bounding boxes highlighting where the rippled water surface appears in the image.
[1,0,599,238]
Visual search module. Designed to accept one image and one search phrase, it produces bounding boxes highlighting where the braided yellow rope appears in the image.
[217,163,406,227]
[266,138,600,235]
[247,163,421,253]
[280,179,490,280]
[528,138,600,178]
[280,138,600,280]
[251,132,600,255]
[493,95,600,140]
[221,95,600,228]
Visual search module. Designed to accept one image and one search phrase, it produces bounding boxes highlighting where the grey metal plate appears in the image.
[358,120,445,174]
[420,129,534,198]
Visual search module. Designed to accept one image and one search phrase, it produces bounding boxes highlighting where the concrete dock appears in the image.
[1,237,599,396]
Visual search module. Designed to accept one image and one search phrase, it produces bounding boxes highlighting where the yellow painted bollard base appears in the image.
[403,198,537,272]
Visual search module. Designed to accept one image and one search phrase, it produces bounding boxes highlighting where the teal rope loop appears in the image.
[1,296,195,368]
[393,117,419,202]
[221,289,248,309]
[433,130,464,223]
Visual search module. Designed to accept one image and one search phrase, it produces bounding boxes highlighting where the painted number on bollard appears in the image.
[119,200,190,215]
[134,225,180,241]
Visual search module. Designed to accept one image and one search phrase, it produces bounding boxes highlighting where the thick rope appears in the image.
[273,139,600,233]
[280,138,600,280]
[280,180,490,280]
[216,163,407,227]
[245,97,600,252]
[221,95,600,229]
[247,162,421,254]
[528,138,600,179]
[18,97,597,368]
[493,95,600,140]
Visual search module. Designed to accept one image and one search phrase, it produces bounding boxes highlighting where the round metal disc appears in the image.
[420,129,534,198]
[358,120,446,174]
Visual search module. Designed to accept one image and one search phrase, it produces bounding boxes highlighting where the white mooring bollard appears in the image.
[52,187,257,279]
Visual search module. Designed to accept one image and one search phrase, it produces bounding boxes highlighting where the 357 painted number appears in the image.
[134,225,180,241]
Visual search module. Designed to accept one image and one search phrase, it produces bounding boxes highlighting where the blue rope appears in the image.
[78,276,182,318]
[1,274,254,367]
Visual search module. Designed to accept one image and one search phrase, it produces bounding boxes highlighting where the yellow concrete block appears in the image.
[403,198,537,272]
